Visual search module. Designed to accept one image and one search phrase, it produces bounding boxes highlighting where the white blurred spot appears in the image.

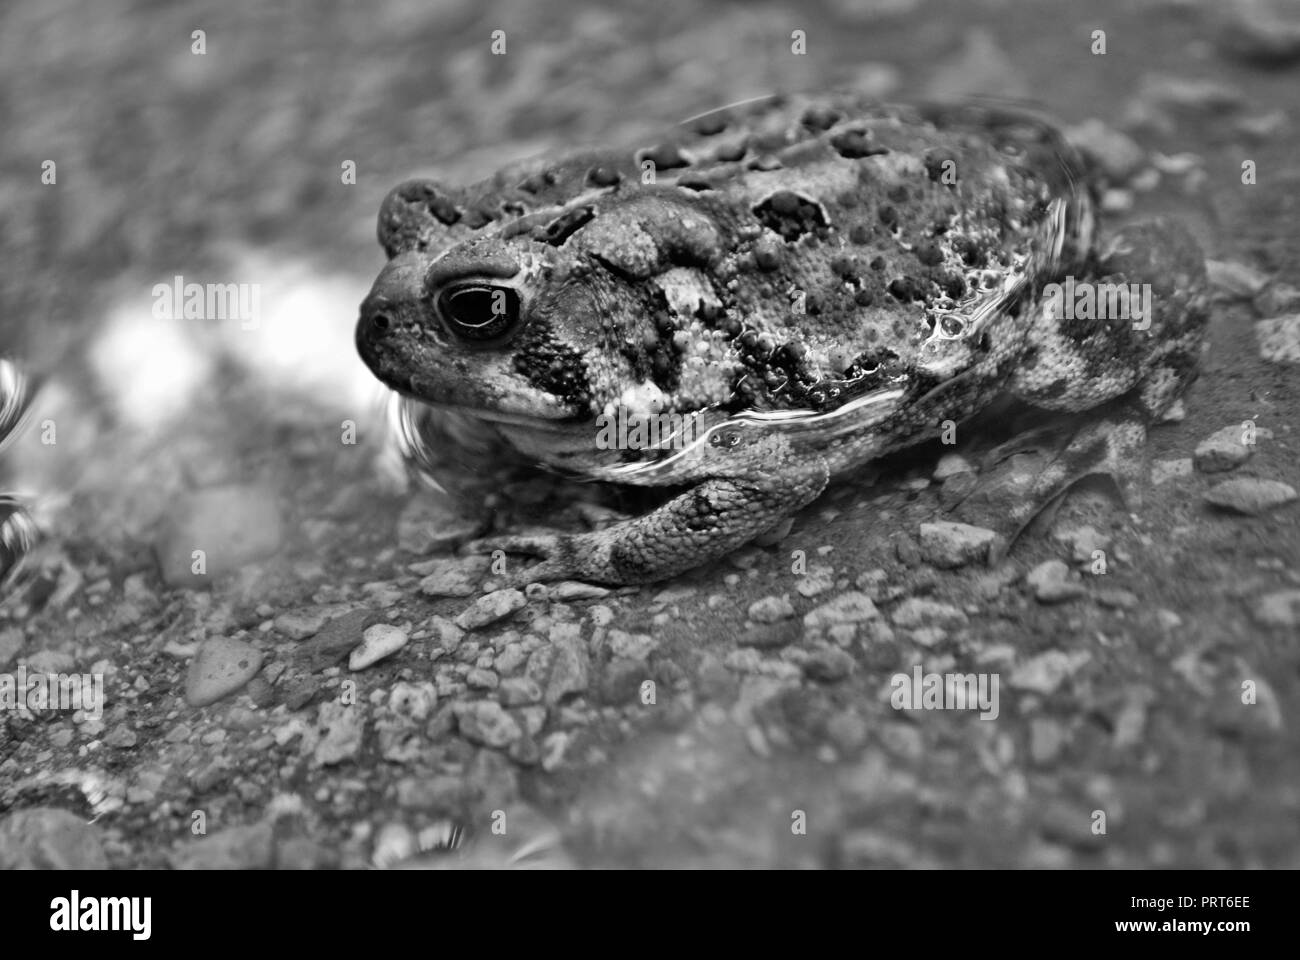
[222,250,380,417]
[89,300,214,431]
[90,249,384,432]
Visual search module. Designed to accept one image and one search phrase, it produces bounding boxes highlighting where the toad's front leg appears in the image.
[466,440,830,587]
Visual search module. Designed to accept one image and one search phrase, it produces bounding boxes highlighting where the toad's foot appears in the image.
[951,405,1148,556]
[465,466,829,587]
[950,217,1207,558]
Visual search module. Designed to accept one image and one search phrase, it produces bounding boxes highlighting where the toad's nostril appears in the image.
[370,312,392,334]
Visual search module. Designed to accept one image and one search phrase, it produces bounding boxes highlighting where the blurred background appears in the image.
[2,0,1299,869]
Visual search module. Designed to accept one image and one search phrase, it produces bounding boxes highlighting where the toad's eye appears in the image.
[434,283,522,345]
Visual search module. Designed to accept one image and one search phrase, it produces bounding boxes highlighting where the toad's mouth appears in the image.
[443,403,592,431]
[392,368,584,424]
[387,394,605,474]
[394,391,593,435]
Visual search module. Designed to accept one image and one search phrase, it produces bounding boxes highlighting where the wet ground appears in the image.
[1,0,1299,868]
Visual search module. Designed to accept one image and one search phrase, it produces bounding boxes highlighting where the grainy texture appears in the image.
[0,0,1298,872]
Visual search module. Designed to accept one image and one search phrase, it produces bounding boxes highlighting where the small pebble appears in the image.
[1052,525,1112,564]
[499,677,544,706]
[293,609,377,671]
[466,667,500,690]
[1252,589,1300,627]
[185,637,264,707]
[738,621,802,649]
[1028,718,1067,765]
[349,624,410,671]
[418,557,490,598]
[1254,282,1300,316]
[455,700,523,748]
[1206,259,1270,299]
[23,649,75,673]
[424,615,465,652]
[1026,560,1085,603]
[803,592,879,631]
[173,822,275,870]
[890,597,968,628]
[1096,589,1139,610]
[154,484,282,587]
[0,627,22,669]
[932,453,973,481]
[1151,458,1194,485]
[274,606,331,640]
[104,726,139,749]
[795,564,835,598]
[455,590,527,631]
[313,701,364,766]
[361,581,405,607]
[527,633,591,705]
[1100,188,1134,213]
[748,595,795,623]
[894,534,922,566]
[1204,478,1297,515]
[1064,118,1146,181]
[1009,650,1091,695]
[1194,424,1258,473]
[802,646,856,682]
[1254,315,1300,364]
[388,681,438,720]
[0,808,109,869]
[918,521,997,569]
[606,630,658,661]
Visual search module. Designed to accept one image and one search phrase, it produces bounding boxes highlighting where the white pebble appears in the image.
[349,624,410,671]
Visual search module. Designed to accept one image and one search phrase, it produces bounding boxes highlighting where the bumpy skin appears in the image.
[356,93,1209,585]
